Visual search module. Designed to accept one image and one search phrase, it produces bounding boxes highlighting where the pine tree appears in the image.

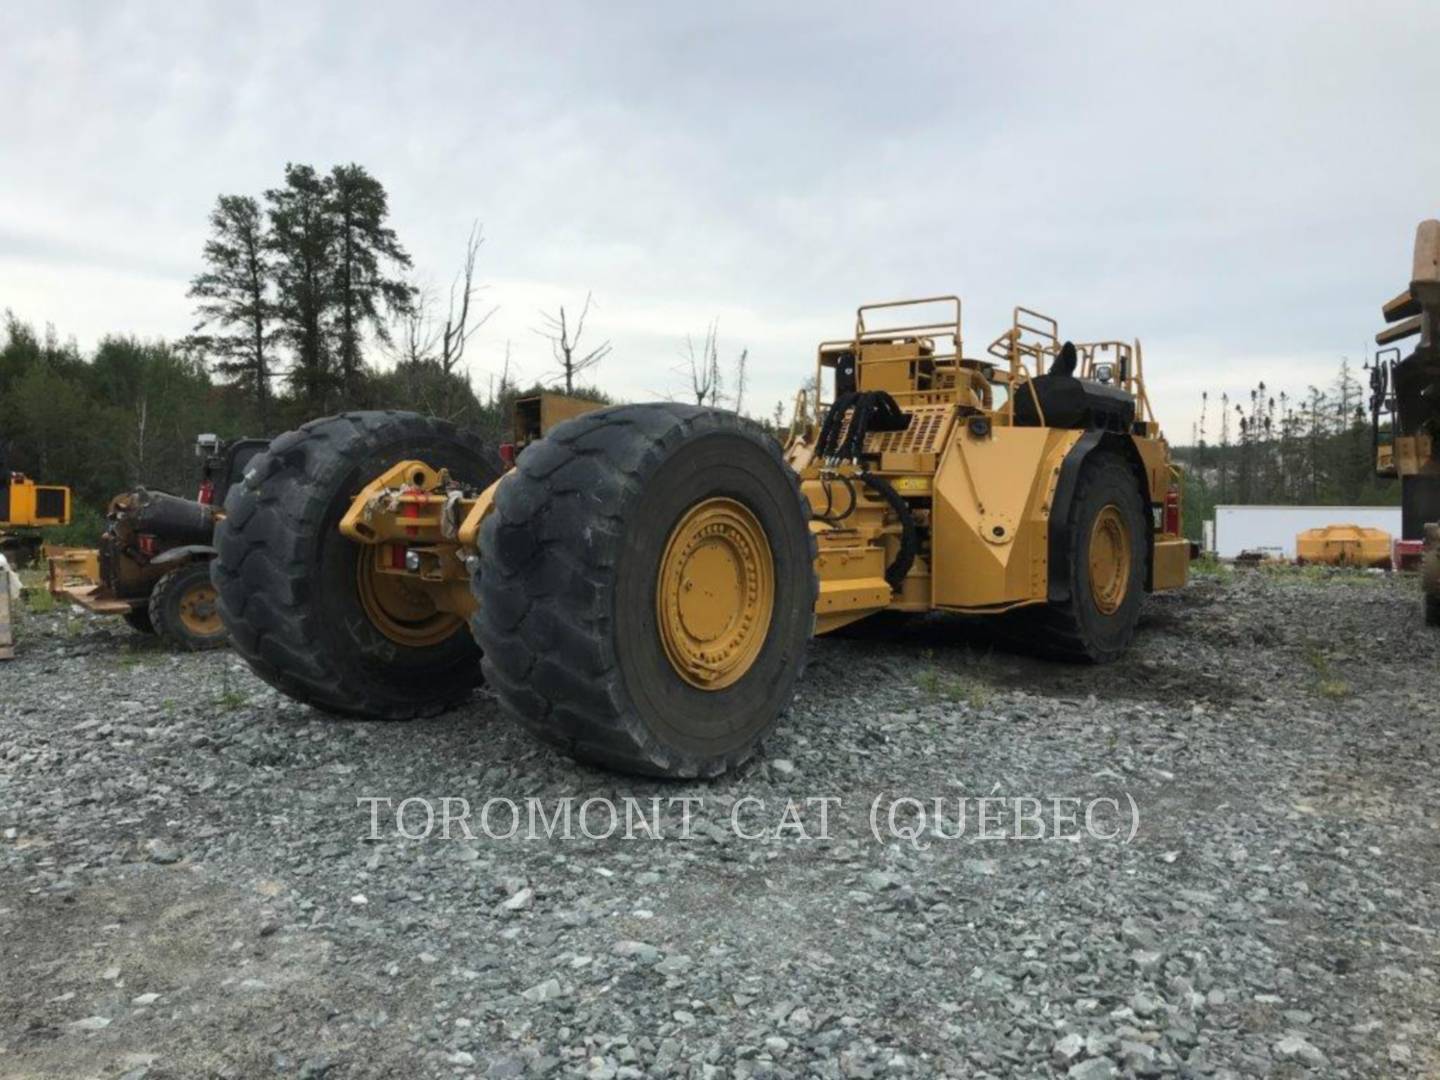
[187,195,275,424]
[266,164,336,412]
[329,164,414,397]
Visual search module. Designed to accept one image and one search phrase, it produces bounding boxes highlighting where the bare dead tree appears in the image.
[486,341,517,407]
[680,321,723,406]
[535,292,611,394]
[390,283,439,366]
[438,222,495,379]
[384,222,496,422]
[732,347,749,415]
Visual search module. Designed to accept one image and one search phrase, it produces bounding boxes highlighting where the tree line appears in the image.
[0,312,552,536]
[1174,357,1398,539]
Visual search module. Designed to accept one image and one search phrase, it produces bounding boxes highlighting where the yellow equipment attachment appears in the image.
[1,472,72,566]
[510,392,607,454]
[1,473,71,529]
[1294,525,1393,570]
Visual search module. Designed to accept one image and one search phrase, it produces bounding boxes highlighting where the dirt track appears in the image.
[2,567,1437,1079]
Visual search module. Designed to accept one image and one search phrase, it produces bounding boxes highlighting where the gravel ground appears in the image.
[2,567,1438,1079]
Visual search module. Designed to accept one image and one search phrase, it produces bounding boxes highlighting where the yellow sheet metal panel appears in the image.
[1129,435,1172,508]
[812,537,891,634]
[2,477,71,527]
[1295,524,1392,568]
[512,393,607,447]
[931,426,1079,608]
[1151,537,1189,591]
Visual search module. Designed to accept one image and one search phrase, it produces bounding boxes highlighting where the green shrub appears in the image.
[41,500,107,547]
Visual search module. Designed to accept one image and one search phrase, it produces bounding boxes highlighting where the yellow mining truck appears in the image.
[213,299,1188,777]
[1371,219,1440,624]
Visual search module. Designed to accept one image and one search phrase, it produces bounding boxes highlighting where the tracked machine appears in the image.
[214,299,1188,777]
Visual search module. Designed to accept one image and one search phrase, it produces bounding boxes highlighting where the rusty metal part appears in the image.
[176,578,222,637]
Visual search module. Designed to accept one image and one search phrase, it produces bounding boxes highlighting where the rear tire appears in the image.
[1030,452,1148,662]
[150,561,227,651]
[473,404,817,778]
[213,411,500,719]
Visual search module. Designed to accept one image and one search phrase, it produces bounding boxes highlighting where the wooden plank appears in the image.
[0,585,13,660]
[56,583,134,615]
[1382,287,1419,323]
[1376,315,1422,346]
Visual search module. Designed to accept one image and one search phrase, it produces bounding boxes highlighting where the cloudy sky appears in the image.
[3,2,1438,438]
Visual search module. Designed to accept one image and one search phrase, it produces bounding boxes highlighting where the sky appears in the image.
[2,1,1438,440]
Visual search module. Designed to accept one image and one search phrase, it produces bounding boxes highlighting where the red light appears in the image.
[499,443,517,469]
[390,544,405,569]
[1163,487,1181,536]
[197,479,215,506]
[138,534,157,556]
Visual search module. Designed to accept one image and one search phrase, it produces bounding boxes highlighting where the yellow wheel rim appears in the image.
[656,497,774,690]
[1088,504,1132,615]
[178,582,223,637]
[356,550,463,648]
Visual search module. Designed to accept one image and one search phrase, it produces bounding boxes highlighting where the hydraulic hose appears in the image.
[858,472,917,592]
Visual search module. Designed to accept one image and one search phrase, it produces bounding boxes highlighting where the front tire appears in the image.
[149,562,226,650]
[213,411,500,719]
[473,404,817,778]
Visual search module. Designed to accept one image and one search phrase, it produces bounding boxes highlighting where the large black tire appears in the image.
[149,561,227,651]
[473,404,818,778]
[1029,452,1148,662]
[121,607,156,635]
[213,411,500,719]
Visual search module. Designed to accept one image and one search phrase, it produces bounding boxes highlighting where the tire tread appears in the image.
[473,404,817,777]
[213,410,493,718]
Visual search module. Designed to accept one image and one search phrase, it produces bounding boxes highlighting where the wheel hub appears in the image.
[1088,504,1132,615]
[356,551,464,648]
[178,582,223,637]
[657,498,774,690]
